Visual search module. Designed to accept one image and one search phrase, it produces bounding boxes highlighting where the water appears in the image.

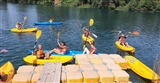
[1,2,160,83]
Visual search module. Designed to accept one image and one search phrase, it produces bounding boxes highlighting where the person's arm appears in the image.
[118,31,121,38]
[32,49,37,55]
[126,32,131,38]
[82,27,86,33]
[57,39,61,47]
[57,39,66,49]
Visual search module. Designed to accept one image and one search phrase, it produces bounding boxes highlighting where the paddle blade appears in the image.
[24,16,27,21]
[132,31,139,36]
[36,30,42,40]
[89,19,94,26]
[92,33,97,38]
[57,31,60,39]
[111,30,119,33]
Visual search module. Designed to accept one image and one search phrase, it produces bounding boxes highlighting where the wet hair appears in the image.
[62,41,66,45]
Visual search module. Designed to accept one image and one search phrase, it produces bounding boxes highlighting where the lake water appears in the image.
[1,2,160,83]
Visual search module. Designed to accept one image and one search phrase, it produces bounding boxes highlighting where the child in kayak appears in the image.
[49,18,54,23]
[15,22,22,30]
[118,31,131,47]
[33,44,50,59]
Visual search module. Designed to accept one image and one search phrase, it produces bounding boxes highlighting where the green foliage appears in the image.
[4,0,160,13]
[61,0,79,7]
[128,0,138,11]
[119,0,126,6]
[78,4,91,8]
[108,3,116,9]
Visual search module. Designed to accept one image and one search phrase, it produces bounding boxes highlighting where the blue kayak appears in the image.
[28,50,83,56]
[34,22,63,25]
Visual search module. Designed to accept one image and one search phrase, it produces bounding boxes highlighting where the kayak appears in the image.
[11,28,38,33]
[23,55,73,65]
[34,22,63,25]
[28,50,83,56]
[0,61,15,82]
[115,41,135,53]
[82,34,94,43]
[125,56,159,80]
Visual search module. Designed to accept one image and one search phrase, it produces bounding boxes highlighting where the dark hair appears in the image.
[0,75,2,79]
[62,41,66,45]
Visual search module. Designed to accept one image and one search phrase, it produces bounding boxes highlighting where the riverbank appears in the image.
[1,0,160,13]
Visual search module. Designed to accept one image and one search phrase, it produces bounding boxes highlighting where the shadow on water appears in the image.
[16,31,37,39]
[116,49,135,58]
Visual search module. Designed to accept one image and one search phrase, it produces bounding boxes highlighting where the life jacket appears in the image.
[37,50,44,57]
[119,37,125,43]
[85,31,89,37]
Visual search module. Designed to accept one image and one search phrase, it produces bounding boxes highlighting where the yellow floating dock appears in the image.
[12,54,133,83]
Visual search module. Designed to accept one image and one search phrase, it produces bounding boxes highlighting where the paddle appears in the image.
[56,31,60,48]
[76,21,97,38]
[57,31,60,41]
[22,16,27,28]
[83,19,95,50]
[111,30,139,36]
[33,30,42,51]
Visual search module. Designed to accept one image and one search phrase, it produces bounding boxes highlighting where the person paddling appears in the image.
[49,40,68,55]
[118,31,131,47]
[15,16,27,30]
[49,18,54,23]
[33,44,50,59]
[15,22,23,30]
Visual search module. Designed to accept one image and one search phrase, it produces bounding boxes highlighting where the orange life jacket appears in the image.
[37,50,44,57]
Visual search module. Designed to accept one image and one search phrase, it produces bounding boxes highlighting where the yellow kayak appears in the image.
[0,61,15,82]
[125,56,159,80]
[115,41,135,53]
[82,34,94,43]
[11,28,38,33]
[23,55,73,65]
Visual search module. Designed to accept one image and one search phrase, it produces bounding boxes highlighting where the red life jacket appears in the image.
[119,37,125,43]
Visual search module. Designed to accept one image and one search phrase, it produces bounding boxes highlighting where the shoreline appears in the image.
[1,1,160,13]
